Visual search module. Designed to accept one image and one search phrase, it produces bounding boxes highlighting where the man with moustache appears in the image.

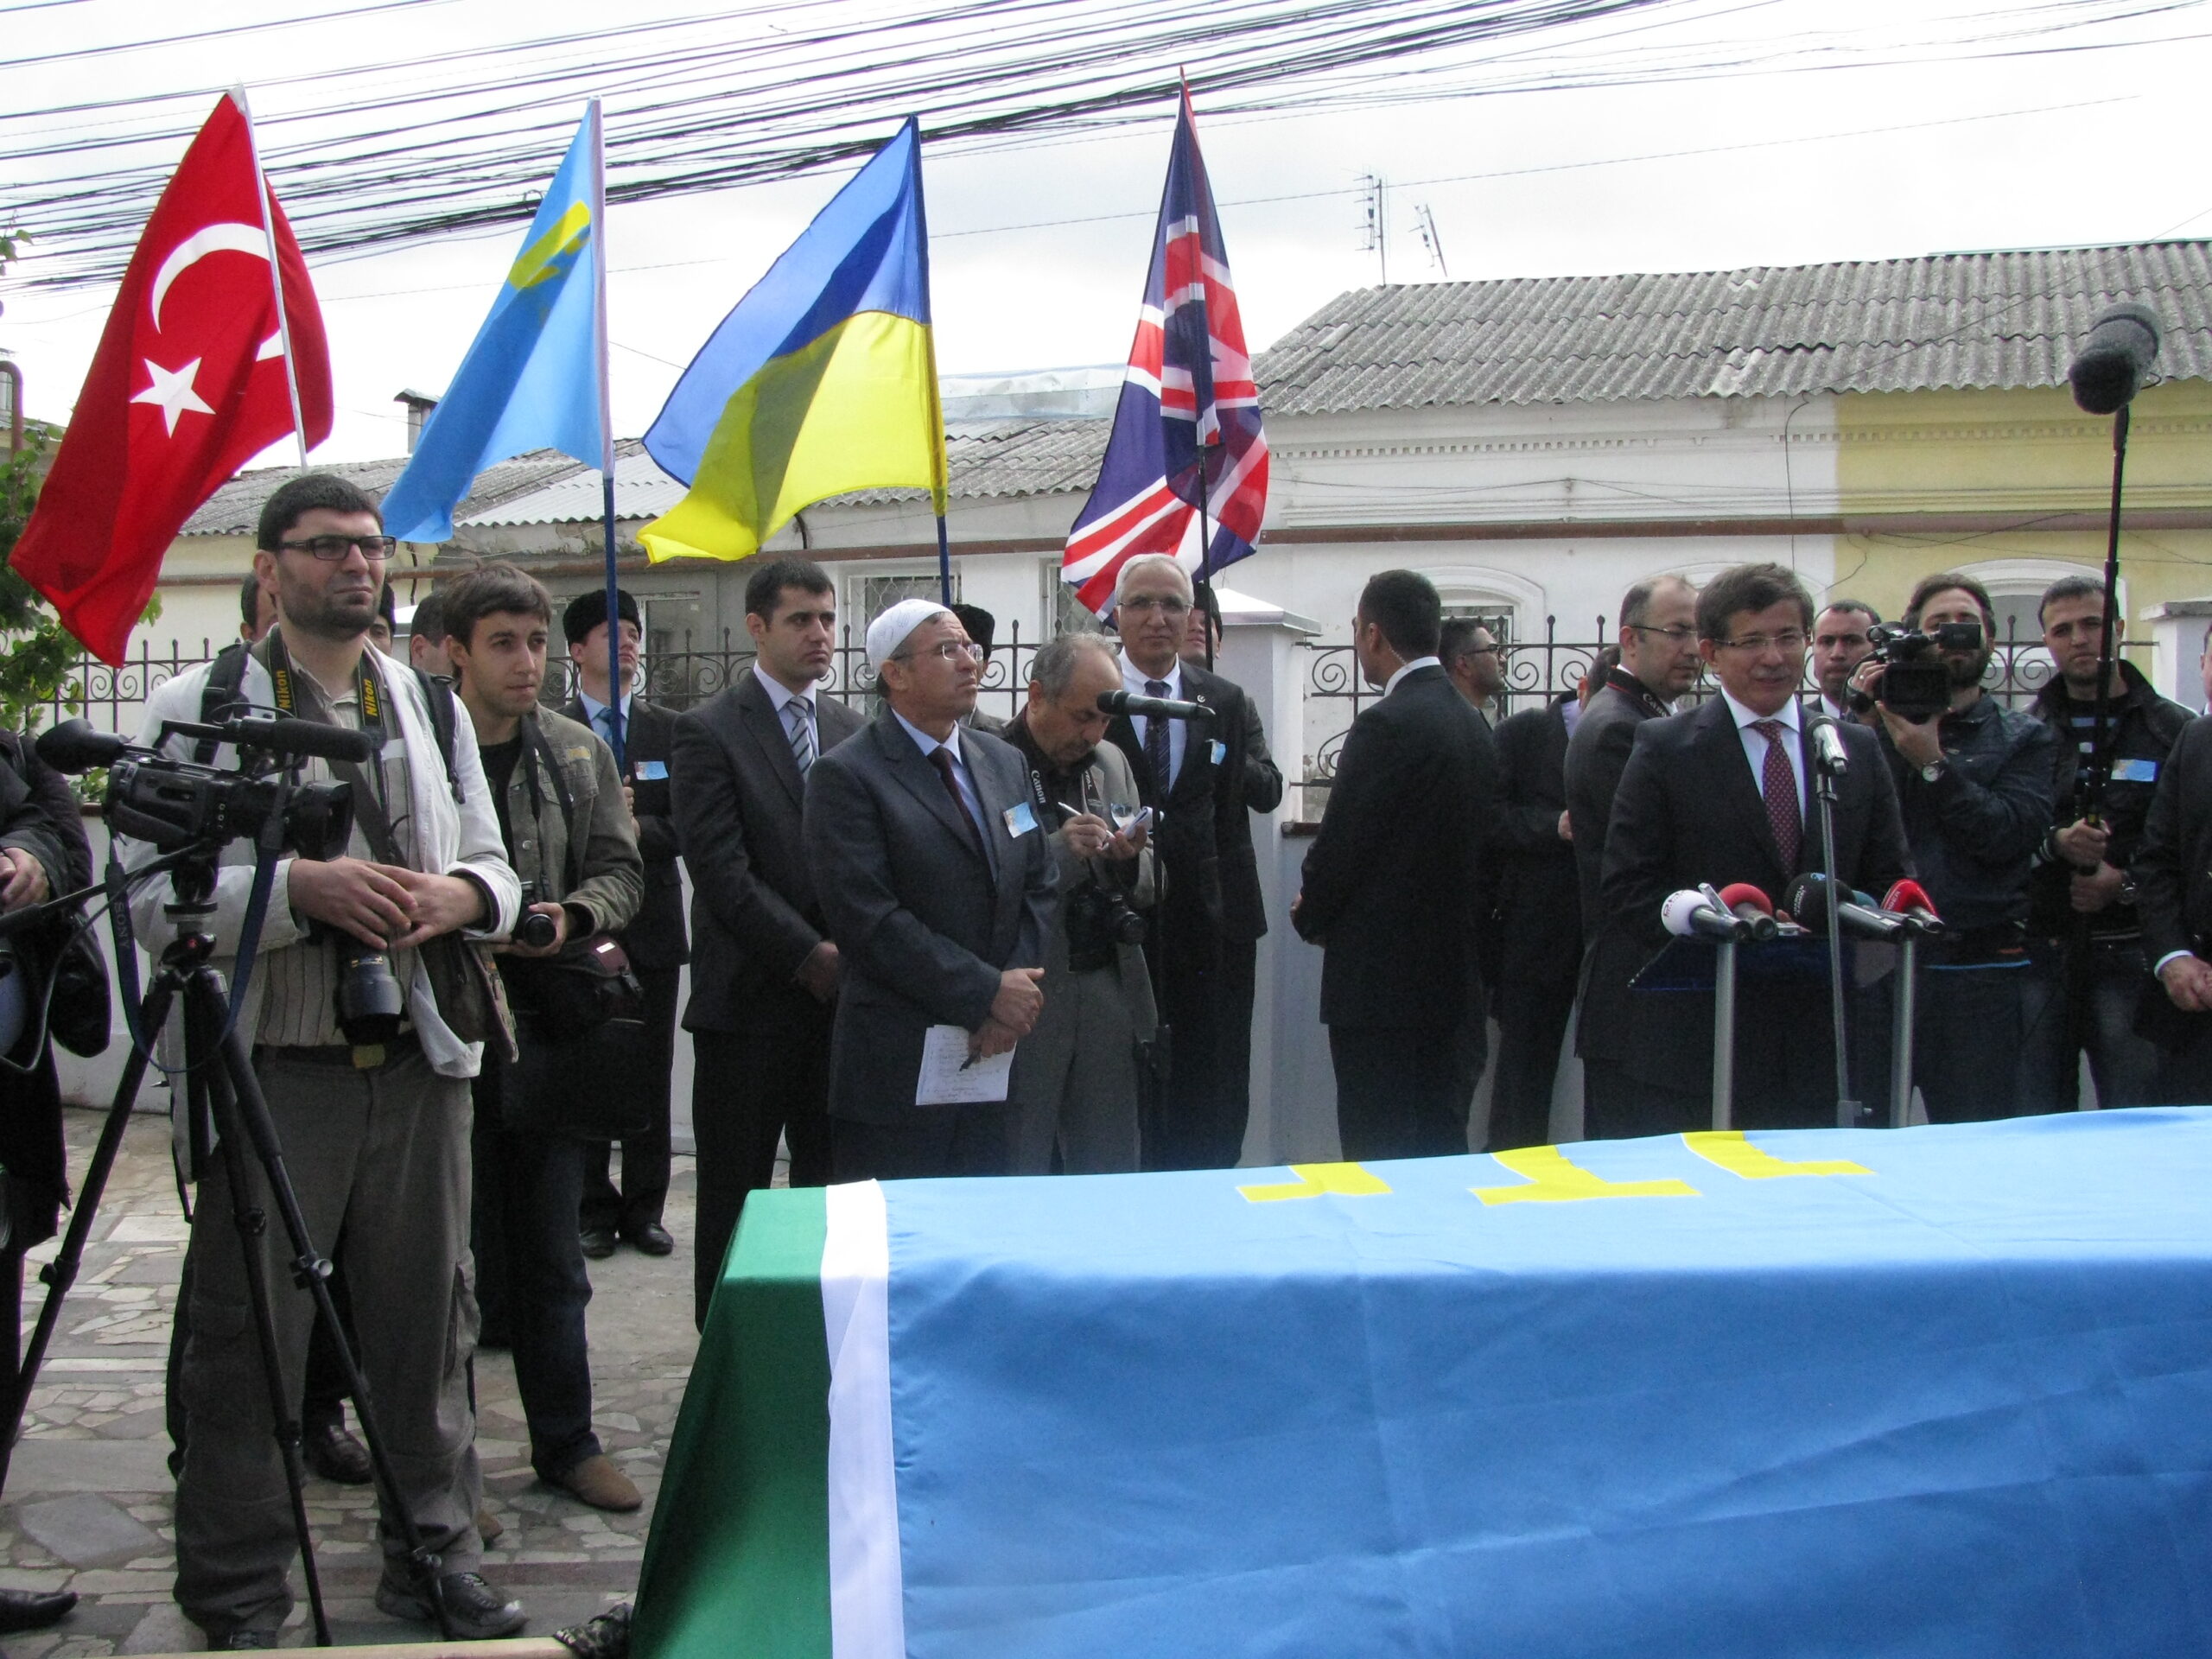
[1811,600,1880,724]
[804,601,1058,1181]
[2020,575,2190,1111]
[1853,571,2056,1122]
[1592,563,1910,1136]
[671,558,859,1328]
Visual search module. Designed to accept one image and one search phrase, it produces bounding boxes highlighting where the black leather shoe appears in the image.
[302,1417,373,1485]
[375,1568,526,1640]
[579,1226,617,1261]
[622,1219,674,1257]
[0,1588,75,1634]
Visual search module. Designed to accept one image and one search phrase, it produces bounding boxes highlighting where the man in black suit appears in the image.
[1565,574,1702,934]
[1486,682,1586,1150]
[1106,555,1270,1169]
[1181,594,1286,1165]
[563,588,687,1259]
[804,600,1058,1181]
[670,558,860,1330]
[1587,563,1912,1138]
[1293,570,1500,1161]
[2128,711,2212,1099]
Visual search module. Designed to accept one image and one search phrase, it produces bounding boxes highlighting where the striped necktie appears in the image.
[785,696,815,776]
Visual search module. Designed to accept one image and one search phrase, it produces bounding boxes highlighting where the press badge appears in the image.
[2113,758,2160,784]
[635,760,669,780]
[1209,739,1227,766]
[1003,800,1039,837]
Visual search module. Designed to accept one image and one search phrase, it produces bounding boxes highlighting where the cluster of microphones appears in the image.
[1661,878,1946,944]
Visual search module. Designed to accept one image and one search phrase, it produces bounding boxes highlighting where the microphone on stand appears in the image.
[1881,879,1947,938]
[1785,872,1905,941]
[1805,711,1849,776]
[1662,888,1751,944]
[2068,303,2162,416]
[1712,881,1779,942]
[1097,690,1217,723]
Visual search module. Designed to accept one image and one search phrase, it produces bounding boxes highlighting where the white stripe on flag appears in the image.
[823,1179,903,1659]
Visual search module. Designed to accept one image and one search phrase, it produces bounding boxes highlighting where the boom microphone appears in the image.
[1098,690,1217,723]
[1662,888,1750,943]
[221,717,380,765]
[1882,879,1946,938]
[35,719,129,775]
[1713,881,1779,942]
[1785,872,1903,940]
[2068,302,2162,416]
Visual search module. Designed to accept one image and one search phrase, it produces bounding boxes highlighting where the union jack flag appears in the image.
[1062,89,1268,614]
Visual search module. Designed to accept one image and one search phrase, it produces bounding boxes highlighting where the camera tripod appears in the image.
[0,844,454,1643]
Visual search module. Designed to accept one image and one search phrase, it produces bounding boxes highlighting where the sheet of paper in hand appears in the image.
[916,1023,1014,1105]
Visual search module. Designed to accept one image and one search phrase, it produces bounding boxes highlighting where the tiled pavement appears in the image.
[0,1106,703,1654]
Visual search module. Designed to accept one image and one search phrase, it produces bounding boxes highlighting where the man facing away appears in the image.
[562,588,687,1260]
[1294,569,1500,1161]
[804,600,1058,1181]
[1003,633,1158,1173]
[442,563,645,1516]
[128,474,524,1644]
[670,558,859,1329]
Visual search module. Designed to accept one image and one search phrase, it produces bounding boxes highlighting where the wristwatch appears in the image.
[1919,760,1947,784]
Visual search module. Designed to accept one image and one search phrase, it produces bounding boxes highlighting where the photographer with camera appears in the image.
[1852,572,2056,1122]
[441,564,645,1517]
[125,475,524,1646]
[1003,634,1157,1173]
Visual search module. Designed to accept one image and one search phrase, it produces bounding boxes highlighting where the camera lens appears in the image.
[333,944,405,1045]
[516,910,560,950]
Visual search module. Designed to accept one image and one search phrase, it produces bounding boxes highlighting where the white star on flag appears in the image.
[131,358,214,435]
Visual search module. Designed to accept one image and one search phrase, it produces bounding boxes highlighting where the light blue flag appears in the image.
[383,105,607,543]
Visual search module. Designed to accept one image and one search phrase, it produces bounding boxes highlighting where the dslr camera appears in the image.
[1847,621,1982,723]
[1064,875,1147,973]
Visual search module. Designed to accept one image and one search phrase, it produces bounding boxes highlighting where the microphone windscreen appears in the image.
[1716,881,1773,914]
[1661,889,1713,938]
[1783,872,1827,928]
[1885,879,1938,917]
[234,718,380,765]
[35,719,128,775]
[2069,302,2162,415]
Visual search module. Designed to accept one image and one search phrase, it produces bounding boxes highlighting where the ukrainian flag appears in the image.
[641,118,945,563]
[383,105,608,543]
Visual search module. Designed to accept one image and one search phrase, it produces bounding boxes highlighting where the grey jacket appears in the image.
[499,707,643,938]
[1034,737,1157,1036]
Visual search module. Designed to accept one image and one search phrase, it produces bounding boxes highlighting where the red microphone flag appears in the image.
[11,93,331,665]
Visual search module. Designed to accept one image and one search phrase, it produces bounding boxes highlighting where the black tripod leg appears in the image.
[189,984,333,1648]
[194,976,452,1641]
[0,974,176,1491]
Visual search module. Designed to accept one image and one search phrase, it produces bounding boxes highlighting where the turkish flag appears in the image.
[13,93,331,665]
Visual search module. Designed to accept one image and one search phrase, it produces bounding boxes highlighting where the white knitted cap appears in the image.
[866,597,952,673]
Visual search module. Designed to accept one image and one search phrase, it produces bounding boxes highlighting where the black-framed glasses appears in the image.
[279,534,397,561]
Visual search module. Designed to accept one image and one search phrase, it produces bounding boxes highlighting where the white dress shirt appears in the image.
[893,709,995,874]
[753,662,818,753]
[1719,688,1808,818]
[575,687,633,753]
[1385,655,1442,696]
[1121,654,1187,787]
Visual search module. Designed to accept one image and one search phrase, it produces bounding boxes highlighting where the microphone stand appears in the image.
[1891,926,1920,1128]
[1811,746,1864,1128]
[1711,934,1737,1132]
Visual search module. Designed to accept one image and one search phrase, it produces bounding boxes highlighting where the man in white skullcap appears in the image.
[802,598,1059,1179]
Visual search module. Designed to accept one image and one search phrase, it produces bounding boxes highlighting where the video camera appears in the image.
[36,715,365,860]
[1847,622,1982,723]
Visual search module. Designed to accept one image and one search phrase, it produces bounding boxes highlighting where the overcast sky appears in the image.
[6,0,2211,466]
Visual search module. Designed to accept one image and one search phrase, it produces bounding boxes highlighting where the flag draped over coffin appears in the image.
[639,118,945,564]
[1062,88,1268,615]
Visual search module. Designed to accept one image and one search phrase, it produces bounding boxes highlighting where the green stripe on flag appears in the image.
[633,1186,832,1659]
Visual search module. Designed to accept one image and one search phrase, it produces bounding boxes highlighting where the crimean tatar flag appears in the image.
[1062,88,1268,614]
[640,118,944,563]
[382,103,609,543]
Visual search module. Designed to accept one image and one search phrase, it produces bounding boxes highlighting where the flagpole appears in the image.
[904,118,954,606]
[235,86,309,471]
[1181,76,1218,671]
[588,98,626,772]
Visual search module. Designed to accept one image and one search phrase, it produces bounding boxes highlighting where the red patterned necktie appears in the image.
[1751,719,1802,869]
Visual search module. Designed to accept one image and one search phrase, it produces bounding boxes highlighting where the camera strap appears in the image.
[522,717,584,900]
[259,632,400,854]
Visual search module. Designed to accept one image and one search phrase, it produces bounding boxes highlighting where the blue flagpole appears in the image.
[588,98,626,772]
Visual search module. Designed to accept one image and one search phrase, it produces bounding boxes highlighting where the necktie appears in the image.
[927,747,988,860]
[785,697,815,776]
[1144,679,1172,788]
[1751,719,1802,869]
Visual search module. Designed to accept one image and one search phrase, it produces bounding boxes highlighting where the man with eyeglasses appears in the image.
[803,599,1058,1181]
[1585,563,1910,1137]
[1851,572,2056,1122]
[126,474,525,1645]
[1440,617,1505,727]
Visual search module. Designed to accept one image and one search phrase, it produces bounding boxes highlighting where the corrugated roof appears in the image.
[1255,242,2212,413]
[461,419,1113,526]
[181,448,589,537]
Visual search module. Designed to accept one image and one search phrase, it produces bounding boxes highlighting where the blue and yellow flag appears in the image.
[640,118,945,563]
[383,105,607,543]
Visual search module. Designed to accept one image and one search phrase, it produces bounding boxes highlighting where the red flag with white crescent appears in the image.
[12,92,331,665]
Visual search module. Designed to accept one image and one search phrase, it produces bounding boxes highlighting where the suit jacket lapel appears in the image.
[1700,697,1790,879]
[877,715,991,866]
[967,741,1027,946]
[738,677,808,809]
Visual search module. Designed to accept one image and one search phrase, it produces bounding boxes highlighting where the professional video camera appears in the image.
[37,715,363,858]
[1847,622,1982,723]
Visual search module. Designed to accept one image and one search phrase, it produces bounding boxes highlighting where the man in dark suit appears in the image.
[670,558,860,1329]
[1106,555,1269,1169]
[1293,569,1501,1161]
[1486,683,1586,1150]
[1586,563,1912,1138]
[1565,574,1702,934]
[563,588,687,1259]
[1181,593,1286,1165]
[804,600,1058,1181]
[2128,712,2212,1100]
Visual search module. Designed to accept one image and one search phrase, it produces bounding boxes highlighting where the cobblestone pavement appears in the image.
[0,1106,704,1654]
